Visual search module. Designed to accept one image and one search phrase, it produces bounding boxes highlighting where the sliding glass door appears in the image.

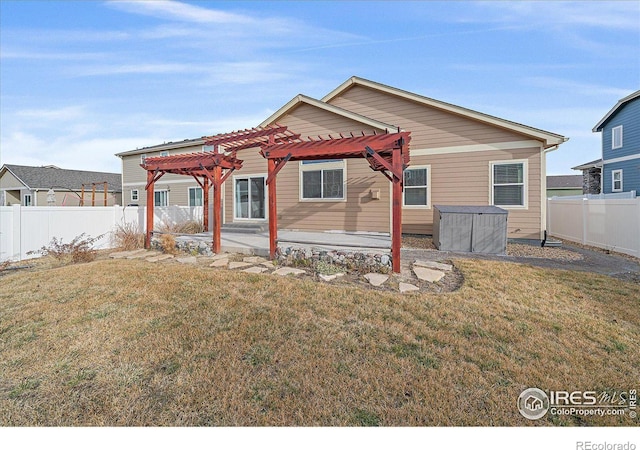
[235,176,265,220]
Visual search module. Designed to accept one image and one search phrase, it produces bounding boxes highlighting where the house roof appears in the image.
[321,76,567,148]
[593,90,640,132]
[116,137,207,158]
[546,175,583,189]
[1,164,122,192]
[259,94,398,131]
[571,158,603,171]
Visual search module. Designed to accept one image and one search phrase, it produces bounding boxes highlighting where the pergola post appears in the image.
[202,177,209,232]
[212,166,222,253]
[391,146,403,273]
[145,171,155,249]
[267,158,278,259]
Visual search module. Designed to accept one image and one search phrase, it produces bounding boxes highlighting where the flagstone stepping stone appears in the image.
[243,266,269,274]
[318,273,345,282]
[273,267,306,276]
[110,249,147,259]
[228,261,253,270]
[211,253,231,261]
[209,258,229,268]
[413,260,453,271]
[364,273,388,287]
[146,254,174,262]
[413,266,445,282]
[176,256,198,264]
[127,250,159,259]
[243,256,266,264]
[399,282,420,293]
[260,261,276,269]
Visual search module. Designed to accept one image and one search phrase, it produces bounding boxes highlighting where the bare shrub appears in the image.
[112,222,145,250]
[30,233,104,264]
[159,234,177,254]
[159,220,204,235]
[176,220,205,234]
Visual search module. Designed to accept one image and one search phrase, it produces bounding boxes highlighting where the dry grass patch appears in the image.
[0,258,638,426]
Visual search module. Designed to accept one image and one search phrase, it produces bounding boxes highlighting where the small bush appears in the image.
[159,234,177,254]
[159,220,204,235]
[112,222,145,250]
[30,233,103,264]
[315,260,344,275]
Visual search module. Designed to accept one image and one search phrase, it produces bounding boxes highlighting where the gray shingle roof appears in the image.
[2,164,121,192]
[546,175,582,189]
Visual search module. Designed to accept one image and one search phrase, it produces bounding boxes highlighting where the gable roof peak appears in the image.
[592,89,640,132]
[259,92,397,131]
[322,76,566,148]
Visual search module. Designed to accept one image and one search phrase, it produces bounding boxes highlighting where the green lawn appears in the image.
[0,258,638,426]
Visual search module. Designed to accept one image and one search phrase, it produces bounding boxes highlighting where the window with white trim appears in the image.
[612,126,623,149]
[140,154,147,165]
[491,161,526,207]
[188,187,203,206]
[23,194,32,207]
[300,160,345,200]
[203,145,215,152]
[154,190,168,207]
[160,151,169,157]
[131,189,139,201]
[403,166,430,207]
[612,169,623,192]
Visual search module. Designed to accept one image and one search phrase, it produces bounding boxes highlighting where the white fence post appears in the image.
[581,198,588,245]
[12,204,21,261]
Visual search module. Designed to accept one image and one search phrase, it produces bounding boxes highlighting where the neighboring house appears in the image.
[572,159,602,195]
[592,90,640,195]
[0,164,122,206]
[116,76,566,239]
[546,175,583,197]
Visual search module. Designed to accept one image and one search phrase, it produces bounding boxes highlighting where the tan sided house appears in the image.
[0,164,122,207]
[116,77,566,240]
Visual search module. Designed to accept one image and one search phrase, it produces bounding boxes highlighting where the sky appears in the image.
[1,0,639,175]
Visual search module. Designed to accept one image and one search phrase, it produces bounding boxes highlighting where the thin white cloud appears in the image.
[523,77,633,99]
[466,1,640,31]
[1,50,112,61]
[107,0,255,25]
[16,106,87,121]
[73,63,191,76]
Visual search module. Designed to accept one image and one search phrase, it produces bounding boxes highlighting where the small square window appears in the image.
[491,162,526,207]
[160,151,169,157]
[612,170,623,192]
[154,190,168,207]
[188,187,203,206]
[131,189,139,201]
[403,167,429,207]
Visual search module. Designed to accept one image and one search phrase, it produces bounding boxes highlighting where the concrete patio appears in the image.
[172,229,392,257]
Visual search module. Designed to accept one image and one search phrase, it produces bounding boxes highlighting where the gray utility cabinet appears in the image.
[433,205,508,254]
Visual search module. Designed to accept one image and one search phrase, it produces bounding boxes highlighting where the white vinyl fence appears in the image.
[0,205,204,262]
[547,197,640,258]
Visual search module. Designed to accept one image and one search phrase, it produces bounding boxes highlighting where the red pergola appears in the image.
[141,124,300,252]
[141,125,410,273]
[261,130,411,273]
